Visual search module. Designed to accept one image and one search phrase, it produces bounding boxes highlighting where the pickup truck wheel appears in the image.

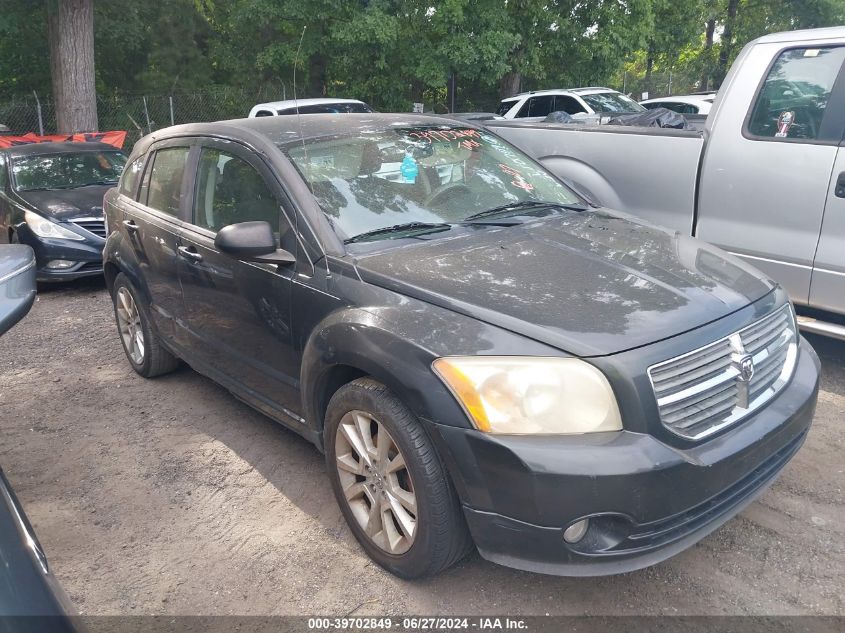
[324,378,473,578]
[111,273,179,378]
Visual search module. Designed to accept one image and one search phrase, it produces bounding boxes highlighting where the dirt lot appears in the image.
[0,277,843,616]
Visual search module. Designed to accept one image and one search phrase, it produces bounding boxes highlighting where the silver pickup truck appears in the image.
[486,26,845,340]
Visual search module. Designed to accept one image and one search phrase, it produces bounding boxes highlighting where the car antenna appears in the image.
[293,25,309,176]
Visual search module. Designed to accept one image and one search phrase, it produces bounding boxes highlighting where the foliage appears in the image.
[1,0,845,110]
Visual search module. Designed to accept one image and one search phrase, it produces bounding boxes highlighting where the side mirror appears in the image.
[214,221,295,265]
[0,244,37,336]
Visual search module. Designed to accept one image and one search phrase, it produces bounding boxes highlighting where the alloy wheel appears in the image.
[116,287,145,365]
[334,410,417,554]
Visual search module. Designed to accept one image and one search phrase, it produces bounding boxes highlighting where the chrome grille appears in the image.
[71,218,107,239]
[648,305,798,440]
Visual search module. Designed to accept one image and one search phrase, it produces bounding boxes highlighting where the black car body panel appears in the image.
[353,210,775,356]
[0,245,37,335]
[0,142,124,282]
[0,244,76,625]
[103,114,820,576]
[0,468,76,621]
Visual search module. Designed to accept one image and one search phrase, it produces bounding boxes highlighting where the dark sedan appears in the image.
[0,142,126,282]
[103,114,819,578]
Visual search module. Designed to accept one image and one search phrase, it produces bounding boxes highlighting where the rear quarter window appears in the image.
[496,100,517,116]
[119,155,146,198]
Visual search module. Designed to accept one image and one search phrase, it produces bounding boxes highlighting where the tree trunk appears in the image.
[714,0,740,88]
[645,43,655,96]
[700,16,716,90]
[446,71,457,113]
[499,71,521,99]
[46,0,97,134]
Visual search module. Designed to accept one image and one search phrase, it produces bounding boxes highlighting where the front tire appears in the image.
[324,378,473,578]
[111,272,179,378]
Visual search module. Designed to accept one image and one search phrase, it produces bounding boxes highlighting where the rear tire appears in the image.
[111,272,179,378]
[324,378,473,578]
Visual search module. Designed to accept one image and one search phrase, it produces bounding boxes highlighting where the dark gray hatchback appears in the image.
[103,114,820,578]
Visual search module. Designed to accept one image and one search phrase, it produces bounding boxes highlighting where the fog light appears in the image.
[45,259,75,269]
[563,518,590,543]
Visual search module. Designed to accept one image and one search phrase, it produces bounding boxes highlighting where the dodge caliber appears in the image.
[102,114,820,578]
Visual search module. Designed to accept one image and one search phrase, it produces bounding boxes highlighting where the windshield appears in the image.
[281,126,582,242]
[580,92,645,113]
[12,150,126,191]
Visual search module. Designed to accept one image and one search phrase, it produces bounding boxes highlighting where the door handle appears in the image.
[836,172,845,198]
[177,245,203,263]
[122,219,139,232]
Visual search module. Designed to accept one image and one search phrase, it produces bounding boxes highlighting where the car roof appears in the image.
[1,141,123,158]
[135,113,482,154]
[754,26,845,44]
[251,98,367,111]
[507,87,618,100]
[640,95,713,105]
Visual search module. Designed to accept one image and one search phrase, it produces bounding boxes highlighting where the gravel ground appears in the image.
[0,277,842,616]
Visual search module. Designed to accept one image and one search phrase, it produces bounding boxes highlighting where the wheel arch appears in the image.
[300,308,473,451]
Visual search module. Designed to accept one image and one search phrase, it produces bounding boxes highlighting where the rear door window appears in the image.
[552,96,587,115]
[747,46,845,141]
[517,95,554,118]
[143,147,190,216]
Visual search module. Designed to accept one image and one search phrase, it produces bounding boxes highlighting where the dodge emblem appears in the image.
[738,355,755,382]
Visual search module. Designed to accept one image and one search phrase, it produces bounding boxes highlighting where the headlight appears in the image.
[432,356,622,435]
[25,210,84,241]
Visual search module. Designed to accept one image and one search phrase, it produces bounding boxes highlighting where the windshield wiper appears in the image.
[344,221,453,244]
[465,200,587,222]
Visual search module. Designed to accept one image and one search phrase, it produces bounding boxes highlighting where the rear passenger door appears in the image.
[119,140,194,342]
[697,44,845,305]
[176,139,303,421]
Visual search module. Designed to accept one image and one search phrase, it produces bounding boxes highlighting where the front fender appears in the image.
[300,306,475,444]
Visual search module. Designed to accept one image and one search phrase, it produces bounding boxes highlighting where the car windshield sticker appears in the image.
[498,163,534,191]
[400,151,418,183]
[775,111,795,137]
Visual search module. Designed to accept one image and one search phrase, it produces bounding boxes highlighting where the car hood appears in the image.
[15,185,110,221]
[353,210,775,357]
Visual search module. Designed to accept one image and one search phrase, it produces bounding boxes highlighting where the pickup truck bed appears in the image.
[487,121,704,234]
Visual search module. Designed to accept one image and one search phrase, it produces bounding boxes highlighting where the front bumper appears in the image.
[427,337,820,576]
[16,227,104,282]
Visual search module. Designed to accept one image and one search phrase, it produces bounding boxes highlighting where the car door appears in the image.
[119,140,195,342]
[697,44,845,305]
[176,139,303,420]
[809,133,845,314]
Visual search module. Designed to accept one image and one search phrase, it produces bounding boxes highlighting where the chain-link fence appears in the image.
[0,87,278,148]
